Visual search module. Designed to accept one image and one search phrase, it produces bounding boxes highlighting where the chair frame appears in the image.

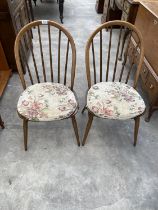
[82,20,145,146]
[14,20,80,150]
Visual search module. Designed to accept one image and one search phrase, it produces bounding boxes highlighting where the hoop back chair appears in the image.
[82,20,145,146]
[14,20,80,150]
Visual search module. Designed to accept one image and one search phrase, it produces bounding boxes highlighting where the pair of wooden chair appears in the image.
[14,20,145,151]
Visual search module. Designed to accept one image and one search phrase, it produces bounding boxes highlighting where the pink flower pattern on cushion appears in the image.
[87,82,145,120]
[17,83,78,121]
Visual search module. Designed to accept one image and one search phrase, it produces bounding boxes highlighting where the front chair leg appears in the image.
[82,112,93,146]
[23,119,28,151]
[134,116,140,146]
[71,116,80,146]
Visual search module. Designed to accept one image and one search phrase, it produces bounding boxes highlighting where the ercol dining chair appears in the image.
[82,20,145,146]
[14,20,80,150]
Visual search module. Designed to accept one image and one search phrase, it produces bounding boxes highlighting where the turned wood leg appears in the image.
[59,0,64,23]
[0,115,5,129]
[82,112,94,146]
[71,116,80,146]
[134,116,140,147]
[23,119,28,151]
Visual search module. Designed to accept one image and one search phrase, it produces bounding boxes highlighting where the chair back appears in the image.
[85,20,144,89]
[14,20,76,90]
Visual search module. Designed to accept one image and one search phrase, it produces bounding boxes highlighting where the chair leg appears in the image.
[0,115,5,129]
[71,116,80,146]
[28,0,34,21]
[134,116,140,146]
[23,119,28,151]
[82,105,86,114]
[82,112,93,146]
[33,0,37,6]
[59,0,64,24]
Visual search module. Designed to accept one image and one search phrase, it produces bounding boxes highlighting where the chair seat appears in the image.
[87,82,145,120]
[17,83,78,121]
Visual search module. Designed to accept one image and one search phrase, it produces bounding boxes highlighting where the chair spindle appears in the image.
[48,24,54,82]
[106,26,112,81]
[113,26,123,82]
[64,39,70,85]
[20,41,34,84]
[38,25,46,82]
[92,40,96,84]
[100,30,102,82]
[26,31,40,83]
[125,42,140,84]
[58,30,61,83]
[119,30,132,82]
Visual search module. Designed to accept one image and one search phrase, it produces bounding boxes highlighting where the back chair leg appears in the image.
[82,112,94,146]
[0,115,5,129]
[134,116,140,146]
[23,119,28,151]
[71,116,80,146]
[82,105,86,114]
[33,0,37,6]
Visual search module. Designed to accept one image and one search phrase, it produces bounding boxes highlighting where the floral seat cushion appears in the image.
[87,82,145,120]
[17,83,78,121]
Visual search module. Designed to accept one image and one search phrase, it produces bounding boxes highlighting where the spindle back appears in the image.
[85,21,144,89]
[14,20,76,90]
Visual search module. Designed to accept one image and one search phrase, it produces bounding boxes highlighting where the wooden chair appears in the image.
[14,20,80,150]
[82,20,145,146]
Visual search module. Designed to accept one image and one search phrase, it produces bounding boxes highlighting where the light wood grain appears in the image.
[140,1,158,18]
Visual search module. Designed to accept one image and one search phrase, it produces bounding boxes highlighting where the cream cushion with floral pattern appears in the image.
[87,82,145,120]
[17,83,78,121]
